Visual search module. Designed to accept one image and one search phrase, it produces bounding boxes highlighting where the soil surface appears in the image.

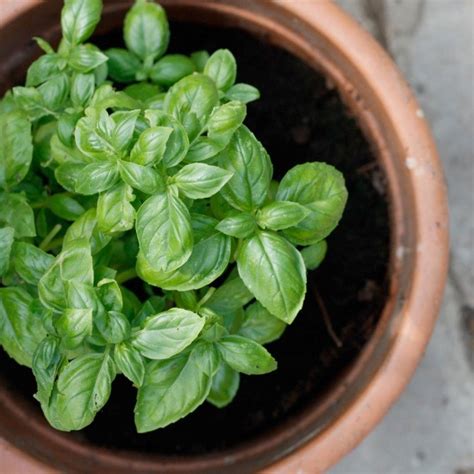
[0,22,390,455]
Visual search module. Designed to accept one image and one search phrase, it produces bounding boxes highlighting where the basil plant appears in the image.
[0,0,347,433]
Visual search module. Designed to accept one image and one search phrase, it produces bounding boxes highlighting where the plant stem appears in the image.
[313,286,342,348]
[42,236,64,252]
[116,268,138,284]
[39,224,62,251]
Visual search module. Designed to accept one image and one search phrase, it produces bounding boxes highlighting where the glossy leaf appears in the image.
[207,361,240,408]
[75,161,120,195]
[215,212,256,239]
[11,242,55,285]
[129,126,172,166]
[237,231,306,324]
[106,48,141,83]
[97,182,136,233]
[238,301,286,344]
[301,240,328,270]
[225,83,260,104]
[150,54,195,87]
[0,193,36,238]
[204,49,236,91]
[56,308,93,349]
[114,342,145,387]
[257,201,310,231]
[61,0,102,45]
[0,227,14,277]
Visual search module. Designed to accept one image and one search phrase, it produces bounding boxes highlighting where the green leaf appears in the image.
[96,310,131,344]
[38,239,93,312]
[61,0,102,45]
[217,335,276,375]
[129,126,172,166]
[137,214,231,291]
[206,274,254,315]
[145,110,189,168]
[57,113,81,148]
[97,278,123,311]
[135,342,217,432]
[133,295,167,327]
[204,49,237,91]
[75,112,117,159]
[163,74,219,141]
[132,308,204,360]
[105,48,142,83]
[0,287,46,367]
[0,227,14,276]
[208,361,240,408]
[56,308,92,349]
[110,110,140,154]
[47,193,85,221]
[37,73,70,111]
[190,50,209,72]
[118,161,164,195]
[32,336,65,416]
[71,72,95,107]
[11,242,55,285]
[136,190,193,272]
[124,0,170,61]
[276,162,348,245]
[238,301,286,344]
[0,193,36,238]
[257,201,310,231]
[0,111,33,189]
[184,137,223,163]
[215,212,256,239]
[219,126,272,212]
[124,82,161,103]
[75,161,120,195]
[225,83,260,104]
[53,351,115,431]
[237,231,306,324]
[173,163,233,199]
[207,101,246,148]
[26,54,62,87]
[301,240,328,270]
[114,342,145,387]
[97,182,136,233]
[150,54,195,87]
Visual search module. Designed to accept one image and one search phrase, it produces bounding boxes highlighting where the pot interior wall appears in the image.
[0,3,391,471]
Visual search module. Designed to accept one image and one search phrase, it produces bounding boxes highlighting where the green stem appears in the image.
[42,236,64,252]
[116,268,138,284]
[39,224,62,251]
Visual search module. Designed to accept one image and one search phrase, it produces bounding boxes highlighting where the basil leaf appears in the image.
[0,111,33,189]
[237,231,306,324]
[105,48,142,83]
[129,126,172,166]
[163,74,219,141]
[97,182,136,234]
[75,161,120,195]
[0,227,15,277]
[301,240,328,270]
[114,342,145,387]
[206,274,253,315]
[173,163,233,199]
[135,342,217,432]
[150,54,195,87]
[33,336,65,416]
[53,351,115,431]
[56,308,93,349]
[216,212,256,239]
[238,301,286,344]
[207,361,240,408]
[137,214,231,291]
[257,201,310,231]
[0,287,46,367]
[145,110,189,168]
[219,126,272,212]
[48,193,85,221]
[217,335,277,375]
[75,112,117,159]
[38,73,70,110]
[71,72,95,107]
[26,54,62,87]
[133,295,167,328]
[97,278,123,312]
[96,311,131,344]
[132,308,204,360]
[204,49,237,91]
[207,101,246,148]
[190,50,209,72]
[11,242,55,285]
[38,239,93,311]
[184,137,223,163]
[110,110,140,154]
[124,0,170,61]
[276,162,348,245]
[225,83,260,104]
[61,0,102,45]
[118,161,164,195]
[136,190,193,272]
[0,193,36,238]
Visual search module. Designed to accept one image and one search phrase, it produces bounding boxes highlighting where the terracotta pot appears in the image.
[0,0,449,472]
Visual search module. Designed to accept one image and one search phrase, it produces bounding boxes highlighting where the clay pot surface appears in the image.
[0,1,448,472]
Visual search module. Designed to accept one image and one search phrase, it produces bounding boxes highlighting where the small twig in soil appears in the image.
[356,161,378,175]
[314,286,343,348]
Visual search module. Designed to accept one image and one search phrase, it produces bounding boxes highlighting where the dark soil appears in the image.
[0,22,390,455]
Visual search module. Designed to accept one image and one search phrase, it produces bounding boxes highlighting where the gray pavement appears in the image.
[331,1,474,473]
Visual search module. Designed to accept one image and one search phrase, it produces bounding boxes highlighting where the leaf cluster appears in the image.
[0,0,347,433]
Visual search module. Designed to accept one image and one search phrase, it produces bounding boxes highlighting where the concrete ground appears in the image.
[331,1,474,473]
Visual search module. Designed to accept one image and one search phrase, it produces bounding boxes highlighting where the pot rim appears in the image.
[0,1,449,472]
